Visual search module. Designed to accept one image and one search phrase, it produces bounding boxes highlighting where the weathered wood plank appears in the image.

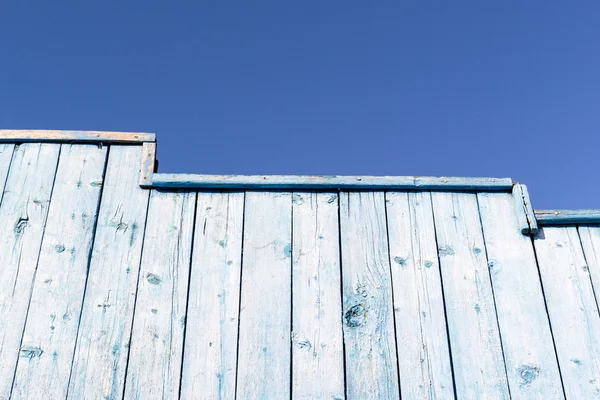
[0,144,60,399]
[0,130,155,143]
[478,192,564,398]
[431,192,509,399]
[11,144,107,399]
[534,226,600,397]
[291,192,344,400]
[0,144,14,198]
[385,191,454,399]
[152,173,513,191]
[512,184,538,234]
[535,210,600,225]
[180,192,244,399]
[579,225,600,316]
[236,192,292,398]
[67,146,150,399]
[139,142,156,188]
[339,191,400,399]
[124,190,196,399]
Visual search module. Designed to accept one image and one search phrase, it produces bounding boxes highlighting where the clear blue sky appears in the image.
[1,2,598,209]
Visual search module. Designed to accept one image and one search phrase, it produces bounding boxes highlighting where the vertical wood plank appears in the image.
[385,191,454,399]
[0,144,60,399]
[236,192,292,399]
[67,145,151,399]
[579,225,600,315]
[180,192,244,399]
[478,192,564,398]
[534,226,600,398]
[11,144,107,399]
[291,192,344,400]
[124,190,196,399]
[339,191,400,399]
[0,144,14,199]
[139,142,156,188]
[431,192,510,399]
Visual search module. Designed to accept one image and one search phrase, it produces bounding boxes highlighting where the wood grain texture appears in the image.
[431,192,510,399]
[11,144,107,400]
[534,226,600,398]
[535,210,600,225]
[0,130,155,143]
[236,192,292,399]
[152,173,513,191]
[139,142,156,188]
[180,192,244,399]
[0,144,14,198]
[291,192,344,400]
[512,184,538,234]
[124,190,196,399]
[579,225,600,317]
[385,191,454,399]
[478,192,563,398]
[339,191,400,399]
[67,146,150,399]
[0,144,60,400]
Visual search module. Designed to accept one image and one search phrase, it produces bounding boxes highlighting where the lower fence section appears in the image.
[0,145,598,399]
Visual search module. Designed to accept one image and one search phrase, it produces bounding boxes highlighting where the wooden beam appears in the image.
[150,174,513,191]
[139,142,157,188]
[0,130,155,143]
[535,209,600,225]
[513,184,538,234]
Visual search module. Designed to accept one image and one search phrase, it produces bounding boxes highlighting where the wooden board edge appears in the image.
[535,209,600,225]
[149,173,514,191]
[512,184,539,235]
[139,142,157,188]
[0,130,155,144]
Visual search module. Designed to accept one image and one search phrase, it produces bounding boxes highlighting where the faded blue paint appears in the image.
[139,142,156,188]
[513,184,539,234]
[0,131,598,399]
[535,209,600,225]
[0,130,155,143]
[151,173,513,191]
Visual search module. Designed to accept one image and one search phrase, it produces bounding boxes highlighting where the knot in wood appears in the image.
[344,304,366,327]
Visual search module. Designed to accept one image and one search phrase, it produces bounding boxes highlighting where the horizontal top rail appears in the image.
[535,210,600,225]
[150,173,514,191]
[0,130,155,144]
[4,129,598,229]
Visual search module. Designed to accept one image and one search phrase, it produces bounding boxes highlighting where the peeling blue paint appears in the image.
[14,217,29,235]
[283,244,292,258]
[20,346,43,359]
[393,256,407,266]
[147,273,162,285]
[518,365,540,386]
[344,304,366,327]
[438,245,455,256]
